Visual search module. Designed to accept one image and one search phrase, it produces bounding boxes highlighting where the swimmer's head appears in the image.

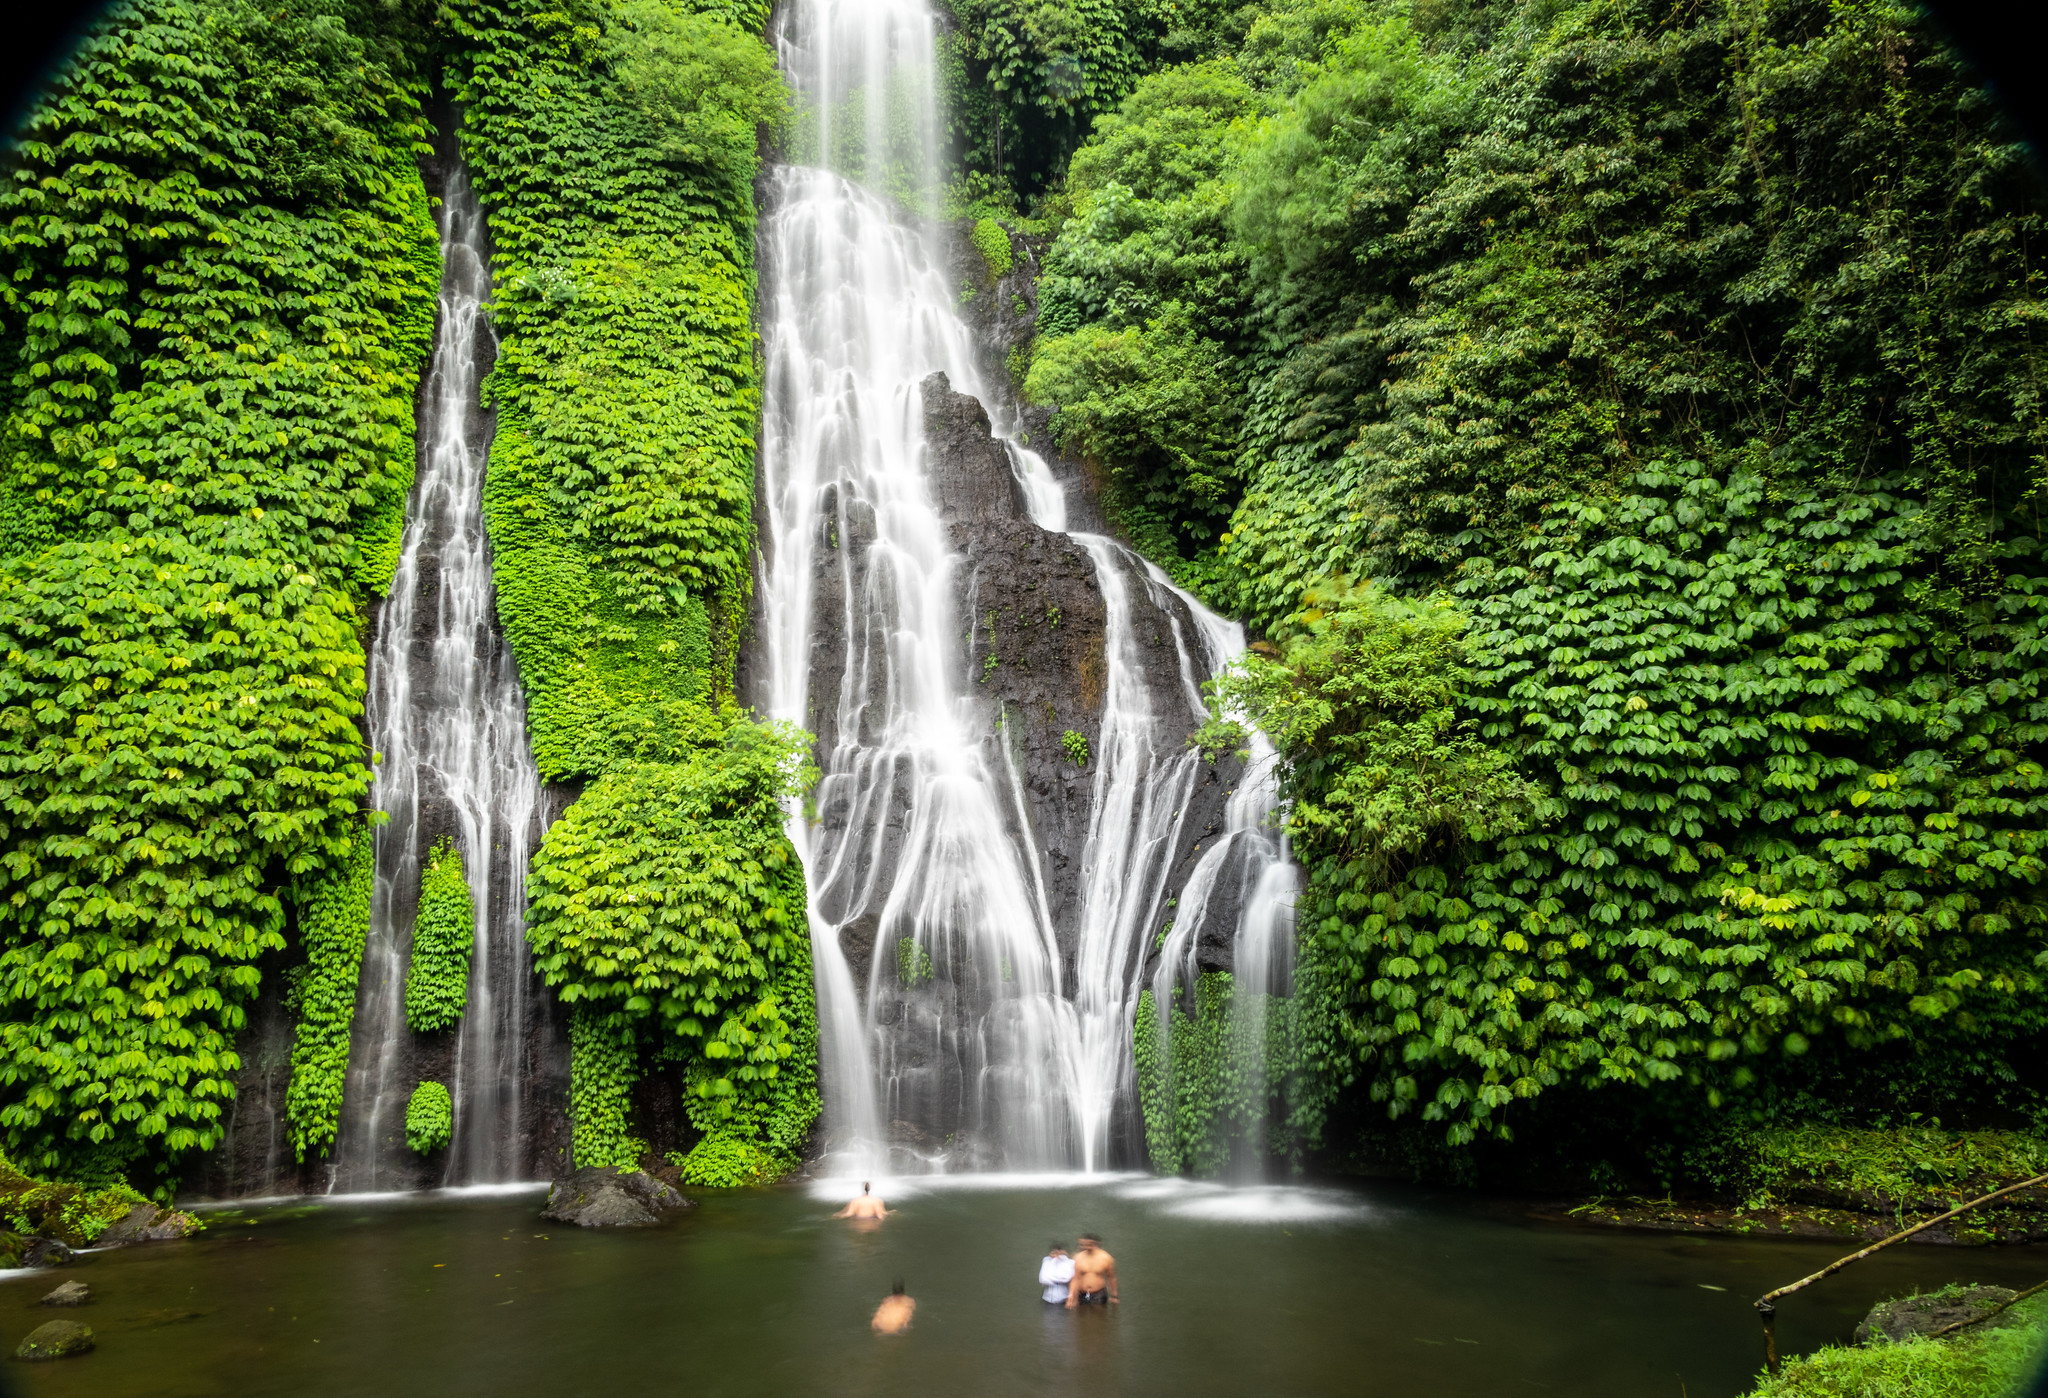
[891,1279,907,1296]
[1048,1240,1066,1254]
[862,1181,871,1194]
[1079,1233,1101,1248]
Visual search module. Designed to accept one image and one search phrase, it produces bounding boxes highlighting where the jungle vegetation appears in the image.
[0,0,2042,1200]
[997,0,2048,1182]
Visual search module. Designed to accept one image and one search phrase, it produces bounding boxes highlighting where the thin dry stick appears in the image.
[1757,1170,2048,1307]
[1926,1280,2048,1340]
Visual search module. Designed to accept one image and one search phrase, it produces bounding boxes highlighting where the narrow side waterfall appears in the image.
[761,0,1293,1174]
[331,165,548,1192]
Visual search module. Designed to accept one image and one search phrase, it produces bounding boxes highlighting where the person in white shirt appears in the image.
[1038,1241,1075,1305]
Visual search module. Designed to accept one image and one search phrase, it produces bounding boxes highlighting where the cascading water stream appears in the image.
[331,166,546,1192]
[761,0,1292,1175]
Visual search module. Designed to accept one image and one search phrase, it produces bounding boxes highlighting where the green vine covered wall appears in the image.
[449,0,818,1178]
[0,0,438,1185]
[283,829,376,1163]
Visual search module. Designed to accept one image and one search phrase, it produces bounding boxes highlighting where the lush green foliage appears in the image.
[1134,975,1305,1175]
[1018,0,2048,1155]
[404,839,473,1034]
[1744,1292,2048,1398]
[677,1128,776,1187]
[453,0,819,1178]
[527,716,817,1167]
[0,0,438,1183]
[937,0,1250,195]
[607,0,788,178]
[404,1080,452,1154]
[283,825,374,1162]
[971,217,1014,279]
[1062,730,1089,766]
[566,1006,642,1170]
[0,1150,156,1243]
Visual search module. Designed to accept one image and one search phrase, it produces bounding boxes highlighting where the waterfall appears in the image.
[330,164,547,1192]
[761,0,1293,1175]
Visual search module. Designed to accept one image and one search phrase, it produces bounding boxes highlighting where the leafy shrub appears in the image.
[404,839,474,1034]
[971,217,1014,279]
[404,1081,453,1155]
[606,0,788,177]
[1062,729,1090,766]
[678,1129,775,1187]
[284,826,375,1162]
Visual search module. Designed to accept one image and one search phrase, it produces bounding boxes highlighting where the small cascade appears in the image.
[762,0,1296,1174]
[330,163,548,1192]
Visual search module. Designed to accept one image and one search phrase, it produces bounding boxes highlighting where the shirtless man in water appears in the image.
[1064,1233,1118,1307]
[834,1182,887,1220]
[872,1281,915,1335]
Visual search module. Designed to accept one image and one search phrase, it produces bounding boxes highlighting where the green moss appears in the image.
[404,1081,453,1155]
[404,839,474,1034]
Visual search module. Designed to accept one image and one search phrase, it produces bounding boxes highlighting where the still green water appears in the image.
[7,1175,2045,1398]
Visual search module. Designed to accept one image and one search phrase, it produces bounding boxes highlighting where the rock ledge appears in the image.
[540,1167,692,1228]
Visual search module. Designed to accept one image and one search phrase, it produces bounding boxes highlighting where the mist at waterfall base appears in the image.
[23,1183,2048,1398]
[759,0,1293,1177]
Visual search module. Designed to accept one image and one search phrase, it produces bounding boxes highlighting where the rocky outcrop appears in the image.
[16,1319,92,1360]
[39,1281,89,1306]
[1854,1286,2018,1344]
[540,1167,692,1228]
[98,1203,199,1246]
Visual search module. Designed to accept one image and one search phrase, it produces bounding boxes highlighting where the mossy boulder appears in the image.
[1855,1286,2017,1344]
[15,1319,92,1360]
[0,1154,154,1246]
[541,1167,692,1228]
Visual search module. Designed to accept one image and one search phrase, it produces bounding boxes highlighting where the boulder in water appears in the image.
[38,1281,89,1306]
[541,1168,692,1228]
[16,1319,93,1360]
[19,1237,73,1269]
[1854,1285,2017,1344]
[98,1202,199,1246]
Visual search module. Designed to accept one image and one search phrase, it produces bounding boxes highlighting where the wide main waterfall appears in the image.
[759,0,1295,1175]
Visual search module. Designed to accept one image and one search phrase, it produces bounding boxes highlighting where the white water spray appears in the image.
[762,0,1291,1175]
[332,167,545,1191]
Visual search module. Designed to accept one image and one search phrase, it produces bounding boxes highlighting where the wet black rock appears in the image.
[16,1319,93,1360]
[541,1167,693,1228]
[1854,1285,2017,1344]
[38,1281,89,1307]
[99,1202,199,1246]
[19,1238,72,1269]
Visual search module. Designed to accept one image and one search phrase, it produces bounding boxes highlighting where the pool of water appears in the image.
[7,1175,2046,1397]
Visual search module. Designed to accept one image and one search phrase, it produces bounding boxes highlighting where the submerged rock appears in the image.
[541,1168,692,1228]
[38,1281,89,1306]
[98,1202,199,1246]
[16,1319,93,1360]
[1855,1285,2017,1344]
